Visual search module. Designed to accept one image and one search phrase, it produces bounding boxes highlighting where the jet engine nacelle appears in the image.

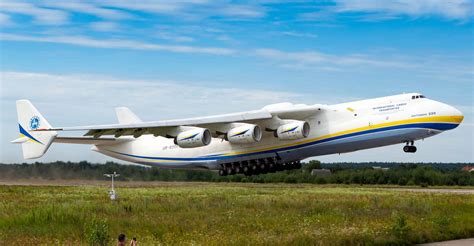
[174,128,211,148]
[275,121,310,140]
[225,124,262,144]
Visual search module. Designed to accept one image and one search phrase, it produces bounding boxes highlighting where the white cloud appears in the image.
[0,33,235,55]
[43,1,133,20]
[40,0,265,20]
[90,22,120,32]
[216,4,265,18]
[2,32,471,78]
[0,1,69,25]
[0,1,266,29]
[0,13,12,26]
[254,48,411,69]
[334,0,473,21]
[278,31,318,39]
[154,31,195,42]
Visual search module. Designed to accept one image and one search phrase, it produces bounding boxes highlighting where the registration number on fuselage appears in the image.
[162,145,179,150]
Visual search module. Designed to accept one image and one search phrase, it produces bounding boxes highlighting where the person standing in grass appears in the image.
[118,234,126,246]
[130,237,137,246]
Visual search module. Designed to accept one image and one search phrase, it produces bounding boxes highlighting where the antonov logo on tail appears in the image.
[29,116,40,130]
[12,93,464,177]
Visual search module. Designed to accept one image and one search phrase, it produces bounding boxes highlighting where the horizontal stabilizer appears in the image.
[11,137,28,144]
[54,137,130,145]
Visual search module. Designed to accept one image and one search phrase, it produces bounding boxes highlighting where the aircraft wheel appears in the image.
[235,166,242,174]
[218,169,227,176]
[259,163,268,174]
[251,165,258,172]
[268,163,276,173]
[403,145,411,153]
[403,145,417,153]
[226,167,235,175]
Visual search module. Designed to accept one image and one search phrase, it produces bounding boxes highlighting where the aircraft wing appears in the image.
[38,104,327,138]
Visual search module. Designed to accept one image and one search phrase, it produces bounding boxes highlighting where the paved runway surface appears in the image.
[419,238,474,245]
[388,188,474,194]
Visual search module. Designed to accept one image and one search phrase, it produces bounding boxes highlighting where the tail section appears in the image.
[12,100,57,159]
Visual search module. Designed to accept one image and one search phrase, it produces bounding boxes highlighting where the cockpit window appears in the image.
[412,95,426,100]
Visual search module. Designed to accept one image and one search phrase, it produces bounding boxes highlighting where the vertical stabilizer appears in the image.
[115,107,142,124]
[13,100,57,159]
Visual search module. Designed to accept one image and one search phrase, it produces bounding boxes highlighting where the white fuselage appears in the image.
[93,93,463,170]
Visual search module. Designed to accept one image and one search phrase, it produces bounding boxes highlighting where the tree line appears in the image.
[0,161,472,186]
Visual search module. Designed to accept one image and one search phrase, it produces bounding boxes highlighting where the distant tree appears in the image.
[304,160,321,172]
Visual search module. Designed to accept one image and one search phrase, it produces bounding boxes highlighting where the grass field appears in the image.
[0,182,473,245]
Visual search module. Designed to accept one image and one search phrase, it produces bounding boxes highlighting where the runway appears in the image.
[419,238,474,245]
[384,187,474,194]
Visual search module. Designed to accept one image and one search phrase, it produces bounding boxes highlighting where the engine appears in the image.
[174,128,212,148]
[275,121,310,140]
[225,124,262,144]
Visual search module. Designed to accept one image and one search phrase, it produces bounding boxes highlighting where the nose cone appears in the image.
[430,100,464,130]
[449,105,464,123]
[442,104,464,130]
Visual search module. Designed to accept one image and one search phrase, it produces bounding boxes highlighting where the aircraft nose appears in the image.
[449,105,464,123]
[432,100,464,129]
[446,105,464,128]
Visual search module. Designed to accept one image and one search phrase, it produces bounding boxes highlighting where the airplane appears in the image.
[12,93,463,176]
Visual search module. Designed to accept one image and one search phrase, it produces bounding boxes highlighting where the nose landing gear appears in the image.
[403,141,417,153]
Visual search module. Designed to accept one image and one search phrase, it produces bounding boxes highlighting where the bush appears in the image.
[391,214,411,244]
[304,160,321,172]
[84,218,110,246]
[284,176,297,183]
[398,177,408,186]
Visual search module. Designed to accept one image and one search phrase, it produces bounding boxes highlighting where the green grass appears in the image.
[0,182,473,245]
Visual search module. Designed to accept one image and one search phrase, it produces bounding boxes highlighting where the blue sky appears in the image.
[1,0,473,163]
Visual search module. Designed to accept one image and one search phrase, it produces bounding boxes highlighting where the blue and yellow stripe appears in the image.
[19,124,43,144]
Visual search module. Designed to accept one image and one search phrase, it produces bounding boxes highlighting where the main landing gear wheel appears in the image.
[226,167,235,175]
[234,166,242,174]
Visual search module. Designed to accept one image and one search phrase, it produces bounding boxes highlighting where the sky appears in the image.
[0,0,473,164]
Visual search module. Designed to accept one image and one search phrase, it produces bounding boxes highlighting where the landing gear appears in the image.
[403,141,417,153]
[226,167,235,175]
[218,159,303,177]
[243,166,251,176]
[218,169,227,176]
[234,166,242,174]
